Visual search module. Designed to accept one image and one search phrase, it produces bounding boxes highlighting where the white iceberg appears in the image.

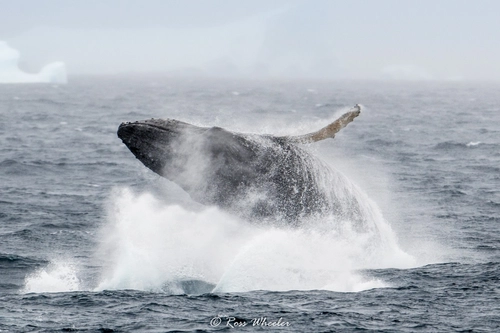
[0,41,67,84]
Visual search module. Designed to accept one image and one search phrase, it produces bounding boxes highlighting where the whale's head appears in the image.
[117,118,268,208]
[118,119,201,176]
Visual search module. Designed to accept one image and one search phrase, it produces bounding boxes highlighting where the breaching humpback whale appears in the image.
[118,105,361,222]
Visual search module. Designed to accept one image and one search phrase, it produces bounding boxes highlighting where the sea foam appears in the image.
[22,261,80,293]
[93,186,415,293]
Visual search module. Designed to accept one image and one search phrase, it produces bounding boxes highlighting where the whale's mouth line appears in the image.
[119,121,175,133]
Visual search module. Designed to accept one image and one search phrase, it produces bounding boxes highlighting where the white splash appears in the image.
[95,188,253,292]
[93,186,415,293]
[22,261,80,293]
[0,41,67,84]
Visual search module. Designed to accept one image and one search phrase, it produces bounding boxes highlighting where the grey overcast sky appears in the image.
[2,0,499,80]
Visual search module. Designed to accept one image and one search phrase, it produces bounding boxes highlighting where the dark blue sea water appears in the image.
[1,77,499,332]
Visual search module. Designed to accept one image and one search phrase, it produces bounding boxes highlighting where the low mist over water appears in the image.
[2,0,500,81]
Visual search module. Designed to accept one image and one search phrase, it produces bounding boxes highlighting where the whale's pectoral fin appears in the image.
[281,104,361,144]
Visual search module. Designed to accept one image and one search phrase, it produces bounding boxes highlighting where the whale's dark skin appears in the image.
[117,105,361,222]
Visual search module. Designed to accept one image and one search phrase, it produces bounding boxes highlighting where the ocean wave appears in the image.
[433,141,497,150]
[366,138,405,147]
[0,253,47,267]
